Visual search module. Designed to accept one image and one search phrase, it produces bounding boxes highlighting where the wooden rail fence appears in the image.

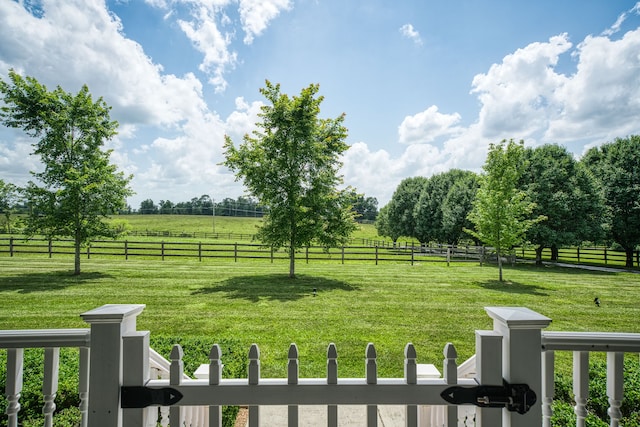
[0,237,481,265]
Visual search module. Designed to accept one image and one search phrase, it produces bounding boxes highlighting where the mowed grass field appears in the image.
[1,249,639,379]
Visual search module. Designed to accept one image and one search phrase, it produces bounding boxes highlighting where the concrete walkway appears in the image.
[238,405,409,427]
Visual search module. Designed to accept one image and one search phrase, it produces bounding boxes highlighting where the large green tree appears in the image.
[223,81,356,278]
[467,139,545,281]
[583,135,640,268]
[414,169,478,244]
[0,71,133,275]
[386,176,428,242]
[520,144,605,265]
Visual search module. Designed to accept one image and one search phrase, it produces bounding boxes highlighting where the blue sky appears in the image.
[1,0,640,209]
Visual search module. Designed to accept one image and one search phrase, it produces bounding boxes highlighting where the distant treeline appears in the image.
[134,196,266,217]
[132,192,379,220]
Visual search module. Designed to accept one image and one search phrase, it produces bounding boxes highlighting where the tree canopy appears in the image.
[466,139,545,281]
[386,176,428,242]
[583,135,640,267]
[0,71,133,275]
[520,144,604,264]
[223,81,356,278]
[414,169,479,244]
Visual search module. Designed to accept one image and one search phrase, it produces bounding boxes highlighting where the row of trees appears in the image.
[377,136,640,270]
[1,74,371,277]
[137,195,266,217]
[136,192,378,220]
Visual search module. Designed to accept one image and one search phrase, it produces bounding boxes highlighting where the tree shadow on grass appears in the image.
[193,274,360,302]
[0,271,111,293]
[476,280,549,296]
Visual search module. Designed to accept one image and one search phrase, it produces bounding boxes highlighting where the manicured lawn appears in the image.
[1,256,638,379]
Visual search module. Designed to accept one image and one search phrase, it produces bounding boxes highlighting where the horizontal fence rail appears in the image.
[0,237,483,265]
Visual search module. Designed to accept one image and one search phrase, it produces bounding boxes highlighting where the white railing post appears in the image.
[5,348,23,427]
[327,343,338,427]
[485,307,552,427]
[209,344,223,427]
[475,330,503,426]
[366,343,378,427]
[443,343,458,427]
[573,351,589,427]
[122,331,150,427]
[541,350,554,427]
[81,304,146,427]
[42,347,60,427]
[404,343,418,427]
[607,352,624,427]
[287,343,299,427]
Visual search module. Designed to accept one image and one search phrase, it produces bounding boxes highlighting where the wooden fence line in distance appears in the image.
[0,237,480,266]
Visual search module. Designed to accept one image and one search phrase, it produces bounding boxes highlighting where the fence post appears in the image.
[475,330,503,425]
[375,246,378,266]
[234,243,238,262]
[125,241,128,261]
[81,304,146,427]
[485,307,552,427]
[122,331,150,427]
[49,239,52,258]
[604,247,608,265]
[9,236,14,257]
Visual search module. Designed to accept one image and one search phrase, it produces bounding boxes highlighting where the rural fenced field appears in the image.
[2,215,640,426]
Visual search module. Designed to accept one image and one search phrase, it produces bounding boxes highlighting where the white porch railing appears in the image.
[2,304,639,427]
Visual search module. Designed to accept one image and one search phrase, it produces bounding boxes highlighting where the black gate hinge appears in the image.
[121,386,183,408]
[441,380,536,414]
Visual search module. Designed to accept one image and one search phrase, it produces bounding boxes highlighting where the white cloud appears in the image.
[0,0,206,128]
[399,23,423,46]
[177,5,237,93]
[470,34,572,140]
[398,106,462,144]
[547,28,640,142]
[239,0,292,44]
[602,2,640,36]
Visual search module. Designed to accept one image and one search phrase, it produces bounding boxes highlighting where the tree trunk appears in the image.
[74,236,81,275]
[535,246,544,266]
[497,248,503,282]
[550,245,559,262]
[626,247,634,268]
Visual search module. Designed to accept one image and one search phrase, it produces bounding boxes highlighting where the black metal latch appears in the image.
[121,386,183,408]
[441,380,536,414]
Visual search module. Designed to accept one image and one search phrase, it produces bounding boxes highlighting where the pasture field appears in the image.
[0,256,638,378]
[112,214,393,243]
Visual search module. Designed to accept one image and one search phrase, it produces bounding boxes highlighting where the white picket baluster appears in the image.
[404,343,418,427]
[327,343,338,427]
[607,352,624,427]
[5,348,23,427]
[541,350,554,427]
[170,344,184,427]
[288,343,299,427]
[248,344,260,427]
[209,344,222,427]
[78,347,90,427]
[573,351,589,427]
[443,343,457,427]
[42,347,60,427]
[366,343,377,427]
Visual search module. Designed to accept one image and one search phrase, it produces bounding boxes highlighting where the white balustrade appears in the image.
[4,305,640,427]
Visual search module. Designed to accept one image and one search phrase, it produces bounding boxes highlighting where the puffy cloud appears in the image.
[398,106,462,144]
[547,28,640,143]
[0,0,206,128]
[239,0,292,44]
[177,5,237,93]
[399,23,423,46]
[470,34,572,140]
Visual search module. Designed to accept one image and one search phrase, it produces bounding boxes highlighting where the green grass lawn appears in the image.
[1,256,638,379]
[113,214,392,243]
